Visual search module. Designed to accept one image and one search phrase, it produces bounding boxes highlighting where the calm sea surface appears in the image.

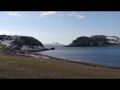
[38,45,120,67]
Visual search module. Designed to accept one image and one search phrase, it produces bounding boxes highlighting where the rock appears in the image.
[67,35,120,47]
[0,35,44,51]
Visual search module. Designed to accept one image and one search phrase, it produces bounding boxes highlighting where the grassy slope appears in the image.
[0,53,120,79]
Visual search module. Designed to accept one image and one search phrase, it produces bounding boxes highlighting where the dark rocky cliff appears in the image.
[0,35,44,51]
[12,36,44,48]
[67,35,120,47]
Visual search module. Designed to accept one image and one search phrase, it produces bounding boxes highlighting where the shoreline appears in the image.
[32,52,120,70]
[1,48,120,70]
[1,49,120,78]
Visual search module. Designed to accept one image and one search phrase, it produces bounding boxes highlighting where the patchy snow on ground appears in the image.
[0,40,12,46]
[21,45,44,51]
[106,36,120,43]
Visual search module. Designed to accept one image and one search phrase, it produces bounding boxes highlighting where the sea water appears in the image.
[39,45,120,67]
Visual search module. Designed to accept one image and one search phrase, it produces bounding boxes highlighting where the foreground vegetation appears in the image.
[0,52,120,79]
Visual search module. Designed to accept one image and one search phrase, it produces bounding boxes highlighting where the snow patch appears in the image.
[106,36,120,43]
[21,45,44,51]
[0,40,12,46]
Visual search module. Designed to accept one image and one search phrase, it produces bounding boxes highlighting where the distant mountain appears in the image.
[66,35,120,47]
[0,35,44,51]
[52,42,60,45]
[45,42,64,46]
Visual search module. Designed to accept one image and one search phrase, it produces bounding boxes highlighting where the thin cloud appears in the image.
[68,12,85,19]
[7,12,22,17]
[68,12,76,17]
[39,11,57,17]
[76,15,85,19]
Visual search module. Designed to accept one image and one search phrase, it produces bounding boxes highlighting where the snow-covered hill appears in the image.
[106,36,120,44]
[0,35,44,51]
[91,35,120,44]
[0,35,15,46]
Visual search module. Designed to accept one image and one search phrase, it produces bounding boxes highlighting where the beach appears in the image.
[0,49,120,79]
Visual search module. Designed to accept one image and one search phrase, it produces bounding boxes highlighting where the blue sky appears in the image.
[0,11,120,45]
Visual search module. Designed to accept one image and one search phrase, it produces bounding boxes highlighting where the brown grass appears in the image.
[0,52,120,79]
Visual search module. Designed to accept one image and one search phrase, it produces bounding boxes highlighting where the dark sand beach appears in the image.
[0,49,120,79]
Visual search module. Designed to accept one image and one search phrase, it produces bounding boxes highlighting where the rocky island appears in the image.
[0,35,54,52]
[66,35,120,47]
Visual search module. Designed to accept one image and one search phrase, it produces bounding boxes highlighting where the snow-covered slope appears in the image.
[0,35,14,46]
[106,36,120,43]
[21,45,44,51]
[1,40,13,46]
[0,35,44,51]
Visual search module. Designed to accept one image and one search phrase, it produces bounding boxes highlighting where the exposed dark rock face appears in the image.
[12,36,44,48]
[0,35,7,41]
[69,36,91,47]
[0,35,44,51]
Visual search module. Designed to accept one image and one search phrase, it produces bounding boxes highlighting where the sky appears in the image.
[0,11,120,45]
